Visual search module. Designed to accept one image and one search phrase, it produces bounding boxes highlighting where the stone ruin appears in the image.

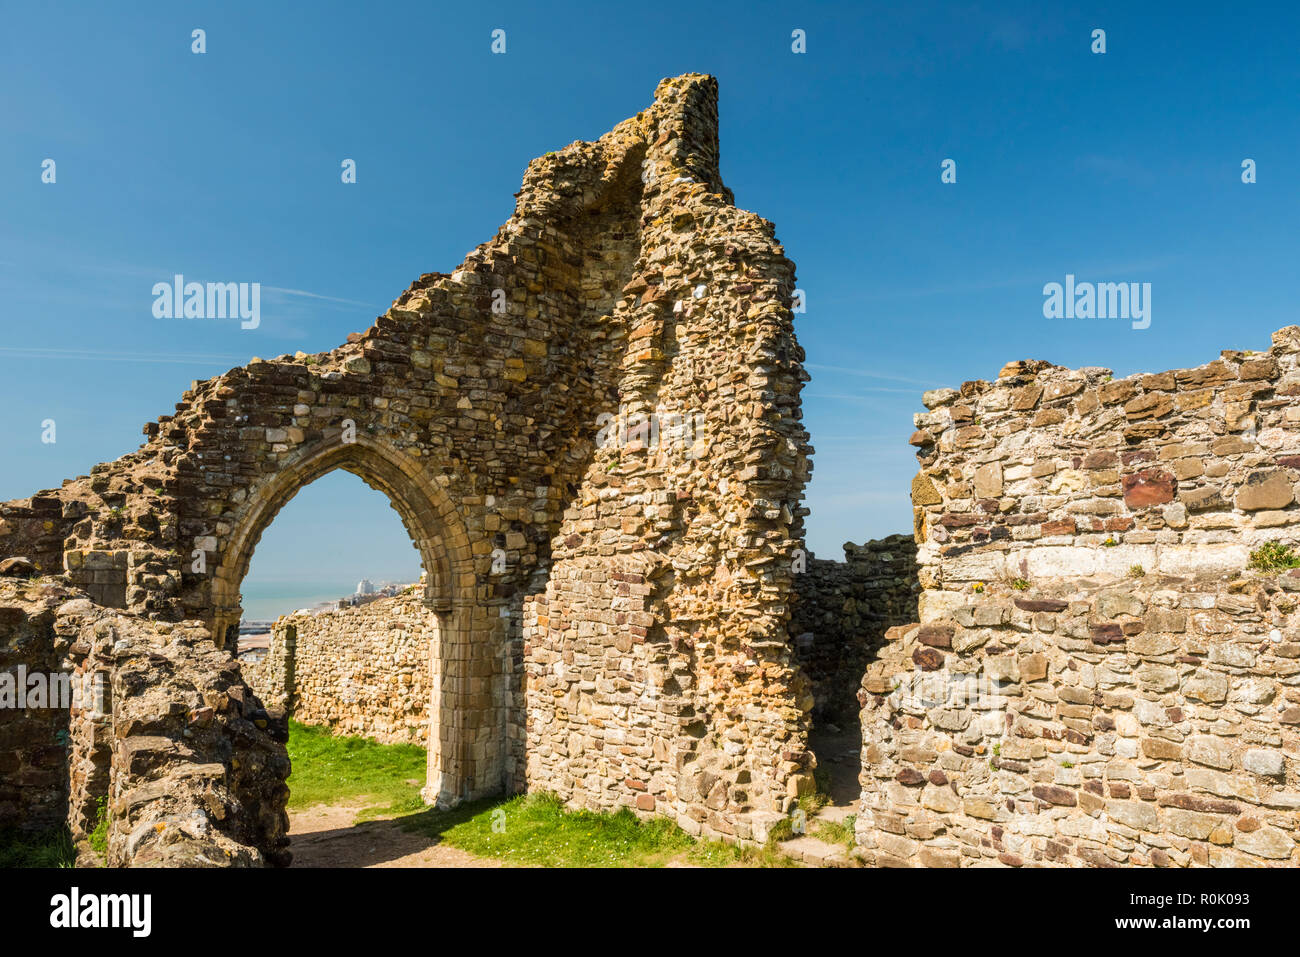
[1,73,1297,867]
[0,73,814,862]
[856,333,1300,867]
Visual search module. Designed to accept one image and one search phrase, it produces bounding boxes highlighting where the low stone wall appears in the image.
[245,590,435,745]
[0,578,290,866]
[858,574,1299,867]
[856,326,1300,867]
[103,615,291,867]
[790,535,919,722]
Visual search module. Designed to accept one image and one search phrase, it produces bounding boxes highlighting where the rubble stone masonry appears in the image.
[246,590,434,745]
[0,578,289,865]
[857,327,1300,867]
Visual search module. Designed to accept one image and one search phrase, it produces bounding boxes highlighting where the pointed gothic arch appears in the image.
[208,435,501,805]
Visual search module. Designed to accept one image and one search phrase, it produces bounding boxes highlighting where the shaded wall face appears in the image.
[789,535,920,723]
[857,328,1300,868]
[0,596,70,834]
[0,495,64,580]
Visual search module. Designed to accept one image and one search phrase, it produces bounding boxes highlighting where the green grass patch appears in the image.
[397,793,692,867]
[88,797,108,858]
[1248,541,1300,574]
[813,814,857,849]
[797,790,828,817]
[394,793,795,868]
[286,721,798,867]
[0,826,76,868]
[286,720,427,815]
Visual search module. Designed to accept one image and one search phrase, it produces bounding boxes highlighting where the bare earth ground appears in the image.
[288,805,501,868]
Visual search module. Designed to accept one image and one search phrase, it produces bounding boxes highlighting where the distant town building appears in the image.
[356,578,375,596]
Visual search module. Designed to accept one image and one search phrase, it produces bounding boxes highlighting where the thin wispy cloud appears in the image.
[263,287,383,310]
[0,246,381,315]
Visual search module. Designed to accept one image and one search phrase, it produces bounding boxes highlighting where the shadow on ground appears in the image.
[288,799,502,868]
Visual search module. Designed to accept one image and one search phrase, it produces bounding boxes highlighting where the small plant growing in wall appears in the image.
[1128,564,1146,578]
[972,582,985,594]
[1248,541,1300,574]
[1010,578,1029,590]
[88,797,108,859]
[1102,536,1117,547]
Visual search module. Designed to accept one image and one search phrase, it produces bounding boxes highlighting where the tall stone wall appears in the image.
[0,74,812,840]
[789,535,919,722]
[0,577,290,866]
[518,77,812,842]
[856,327,1300,867]
[246,590,434,745]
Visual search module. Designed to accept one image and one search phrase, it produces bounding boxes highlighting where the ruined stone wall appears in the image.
[0,495,66,581]
[0,577,290,865]
[101,611,290,867]
[518,77,812,842]
[856,327,1300,867]
[789,536,919,722]
[0,579,73,833]
[245,591,434,745]
[0,74,812,839]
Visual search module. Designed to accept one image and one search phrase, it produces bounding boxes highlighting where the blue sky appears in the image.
[3,2,1298,615]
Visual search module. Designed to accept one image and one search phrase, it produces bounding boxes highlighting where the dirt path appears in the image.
[288,804,501,868]
[810,722,863,808]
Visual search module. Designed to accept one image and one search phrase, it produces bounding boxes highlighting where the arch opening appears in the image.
[210,438,467,645]
[209,437,502,811]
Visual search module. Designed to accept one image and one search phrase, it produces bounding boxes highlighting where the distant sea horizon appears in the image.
[238,580,412,624]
